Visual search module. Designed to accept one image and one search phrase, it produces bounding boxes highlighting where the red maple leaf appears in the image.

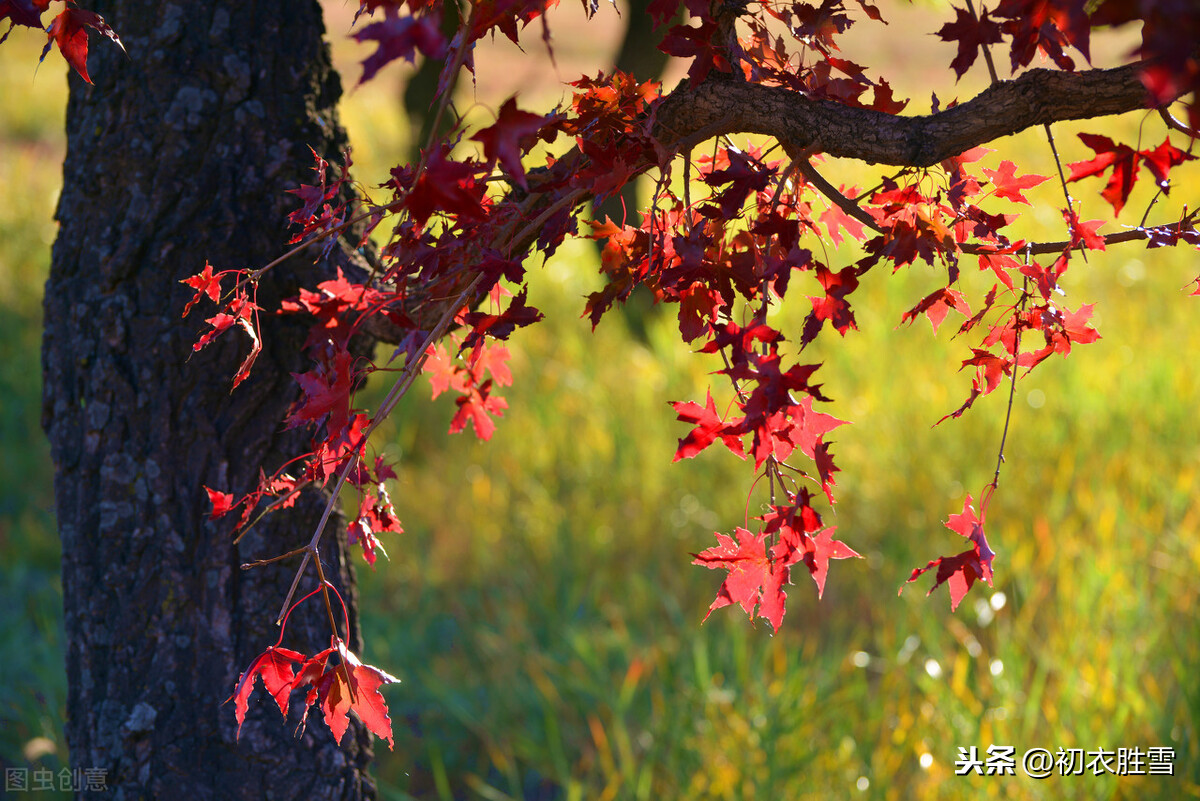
[204,486,236,520]
[659,18,731,83]
[976,252,1019,291]
[1063,209,1106,252]
[646,0,682,27]
[758,502,859,598]
[44,7,91,82]
[467,0,550,45]
[993,0,1090,72]
[472,97,557,189]
[1139,137,1195,192]
[354,10,446,85]
[450,379,507,440]
[962,347,1010,394]
[700,320,784,368]
[936,5,1004,79]
[692,527,798,633]
[194,292,256,351]
[227,645,306,738]
[902,494,995,610]
[868,79,908,114]
[426,340,513,439]
[786,394,847,461]
[404,149,488,225]
[292,641,400,749]
[790,0,854,53]
[349,486,404,566]
[800,526,861,598]
[818,187,867,246]
[901,286,971,334]
[1067,136,1194,216]
[40,6,123,85]
[982,160,1049,205]
[813,440,840,504]
[1066,133,1138,215]
[288,348,356,436]
[461,286,544,347]
[671,282,722,343]
[424,343,468,398]
[803,265,859,345]
[180,262,223,318]
[1049,302,1101,355]
[700,147,775,219]
[465,341,513,388]
[671,389,745,461]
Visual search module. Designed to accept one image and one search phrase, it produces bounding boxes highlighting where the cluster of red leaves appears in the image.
[228,640,399,749]
[934,0,1200,128]
[903,495,996,611]
[937,0,1093,77]
[354,3,447,85]
[227,586,399,749]
[745,1,905,113]
[692,498,860,631]
[184,3,582,587]
[182,263,262,388]
[425,338,514,440]
[286,150,358,248]
[1066,134,1194,215]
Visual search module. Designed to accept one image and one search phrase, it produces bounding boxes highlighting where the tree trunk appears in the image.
[41,2,377,798]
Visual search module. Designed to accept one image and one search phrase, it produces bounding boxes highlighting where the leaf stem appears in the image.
[965,0,1000,86]
[240,546,307,569]
[273,272,482,625]
[312,560,357,704]
[983,273,1028,515]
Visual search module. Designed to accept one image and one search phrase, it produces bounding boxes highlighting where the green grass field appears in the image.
[1,4,1198,799]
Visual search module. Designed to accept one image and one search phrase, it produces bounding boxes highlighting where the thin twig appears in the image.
[240,546,307,569]
[1159,107,1200,139]
[273,272,482,624]
[312,559,356,704]
[1043,123,1086,263]
[683,145,693,234]
[794,157,882,237]
[232,483,306,546]
[965,0,1000,86]
[965,217,1200,255]
[982,272,1028,515]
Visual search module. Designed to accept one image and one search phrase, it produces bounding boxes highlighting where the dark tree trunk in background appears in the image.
[594,0,677,231]
[403,0,463,160]
[41,1,376,798]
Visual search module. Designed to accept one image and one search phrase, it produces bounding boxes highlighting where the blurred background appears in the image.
[1,2,1198,799]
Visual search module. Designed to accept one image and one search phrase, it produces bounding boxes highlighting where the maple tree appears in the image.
[16,0,1200,766]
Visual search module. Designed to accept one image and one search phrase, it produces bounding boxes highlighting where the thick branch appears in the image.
[361,63,1171,346]
[654,64,1151,166]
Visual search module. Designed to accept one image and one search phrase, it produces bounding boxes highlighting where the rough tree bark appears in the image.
[40,1,377,798]
[652,64,1148,166]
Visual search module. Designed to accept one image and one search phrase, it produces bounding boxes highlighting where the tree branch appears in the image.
[654,64,1152,166]
[360,63,1176,347]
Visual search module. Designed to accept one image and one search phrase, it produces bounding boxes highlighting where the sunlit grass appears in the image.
[356,224,1200,799]
[0,23,69,792]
